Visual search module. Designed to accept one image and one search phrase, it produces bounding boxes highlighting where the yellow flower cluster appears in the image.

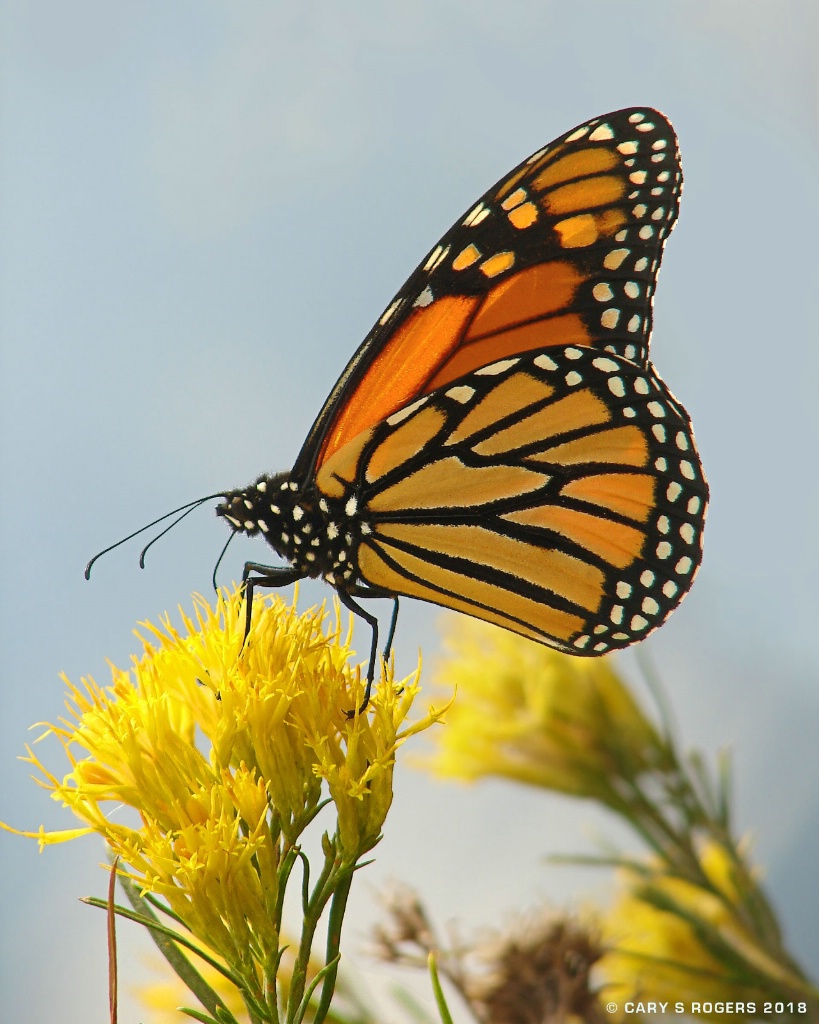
[424,616,665,804]
[17,590,442,978]
[601,841,808,1015]
[420,615,817,1016]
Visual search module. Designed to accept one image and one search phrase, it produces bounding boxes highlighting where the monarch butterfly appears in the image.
[88,107,707,705]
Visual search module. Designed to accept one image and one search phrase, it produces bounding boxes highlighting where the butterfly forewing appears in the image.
[298,108,682,477]
[316,345,707,655]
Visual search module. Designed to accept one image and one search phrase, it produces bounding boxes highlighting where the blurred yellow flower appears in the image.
[138,954,252,1024]
[422,616,666,805]
[600,840,809,1016]
[136,940,377,1024]
[10,589,443,1011]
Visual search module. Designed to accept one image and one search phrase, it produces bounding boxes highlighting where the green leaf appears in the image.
[427,953,454,1024]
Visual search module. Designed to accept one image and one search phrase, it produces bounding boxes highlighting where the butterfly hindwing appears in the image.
[316,344,707,655]
[299,108,683,477]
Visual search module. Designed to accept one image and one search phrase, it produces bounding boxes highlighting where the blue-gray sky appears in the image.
[2,2,818,1020]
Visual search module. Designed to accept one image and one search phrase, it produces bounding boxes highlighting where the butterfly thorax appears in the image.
[216,472,363,587]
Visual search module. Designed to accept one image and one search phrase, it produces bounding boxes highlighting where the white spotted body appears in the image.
[217,475,369,588]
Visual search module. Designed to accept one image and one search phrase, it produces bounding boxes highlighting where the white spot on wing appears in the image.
[379,299,402,325]
[446,385,475,404]
[534,354,558,371]
[423,244,450,271]
[604,248,629,270]
[387,396,428,425]
[589,123,614,141]
[463,204,489,228]
[475,358,519,375]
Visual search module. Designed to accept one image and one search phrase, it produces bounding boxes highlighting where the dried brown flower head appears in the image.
[469,914,606,1024]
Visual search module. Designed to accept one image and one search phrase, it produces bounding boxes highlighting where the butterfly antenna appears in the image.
[138,500,210,568]
[211,531,235,593]
[85,493,225,579]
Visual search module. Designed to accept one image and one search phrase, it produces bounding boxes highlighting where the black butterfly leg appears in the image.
[384,596,399,662]
[337,588,384,715]
[241,562,306,641]
[346,587,400,661]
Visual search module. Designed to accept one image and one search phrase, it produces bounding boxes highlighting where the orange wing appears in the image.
[296,108,682,477]
[315,345,707,656]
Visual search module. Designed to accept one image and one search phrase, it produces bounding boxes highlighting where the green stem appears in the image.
[286,844,343,1023]
[311,865,355,1024]
[428,953,455,1024]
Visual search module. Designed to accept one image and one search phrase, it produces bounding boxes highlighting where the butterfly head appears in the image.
[216,472,296,541]
[216,472,347,581]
